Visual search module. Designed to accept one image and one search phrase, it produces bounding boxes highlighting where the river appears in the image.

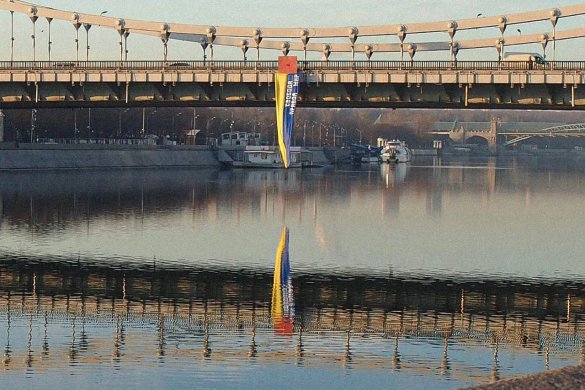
[1,155,584,388]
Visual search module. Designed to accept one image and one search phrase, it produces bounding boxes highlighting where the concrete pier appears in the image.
[0,144,220,170]
[0,144,337,170]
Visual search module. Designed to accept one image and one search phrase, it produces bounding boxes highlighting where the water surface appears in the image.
[1,156,585,388]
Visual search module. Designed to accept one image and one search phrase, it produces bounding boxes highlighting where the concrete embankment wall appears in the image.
[0,144,219,170]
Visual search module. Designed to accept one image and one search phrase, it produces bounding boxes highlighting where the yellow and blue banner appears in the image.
[275,56,300,168]
[272,226,294,334]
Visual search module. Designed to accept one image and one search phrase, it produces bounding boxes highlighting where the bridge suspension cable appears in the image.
[1,1,585,60]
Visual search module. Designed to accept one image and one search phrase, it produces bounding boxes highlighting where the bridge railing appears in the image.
[0,60,585,71]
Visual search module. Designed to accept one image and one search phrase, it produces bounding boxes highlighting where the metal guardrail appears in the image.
[0,60,584,71]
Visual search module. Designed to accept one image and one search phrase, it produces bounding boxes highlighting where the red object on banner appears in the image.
[278,56,298,74]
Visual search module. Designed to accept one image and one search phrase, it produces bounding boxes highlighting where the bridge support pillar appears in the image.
[488,118,498,154]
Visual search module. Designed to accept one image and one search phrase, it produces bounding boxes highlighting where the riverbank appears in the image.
[469,364,585,389]
[0,144,220,170]
[0,143,344,170]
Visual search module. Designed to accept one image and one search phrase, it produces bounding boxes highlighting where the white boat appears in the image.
[231,146,315,168]
[379,140,412,163]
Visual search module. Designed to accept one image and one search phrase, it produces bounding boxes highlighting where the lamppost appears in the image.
[206,116,220,145]
[118,108,130,138]
[30,109,37,143]
[172,112,183,134]
[161,24,170,64]
[71,13,81,62]
[29,7,38,62]
[73,109,79,139]
[144,109,157,137]
[46,17,53,62]
[124,30,130,61]
[87,108,92,138]
[116,19,125,63]
[10,10,14,63]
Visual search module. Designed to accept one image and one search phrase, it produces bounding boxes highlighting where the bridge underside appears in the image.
[1,82,584,109]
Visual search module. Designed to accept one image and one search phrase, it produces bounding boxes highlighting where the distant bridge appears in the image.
[501,123,585,146]
[430,120,585,150]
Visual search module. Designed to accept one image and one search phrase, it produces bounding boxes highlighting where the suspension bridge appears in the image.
[0,1,582,109]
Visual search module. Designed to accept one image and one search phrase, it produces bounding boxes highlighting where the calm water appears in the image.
[1,156,585,389]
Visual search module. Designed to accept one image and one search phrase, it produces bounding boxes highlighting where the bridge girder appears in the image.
[0,62,583,109]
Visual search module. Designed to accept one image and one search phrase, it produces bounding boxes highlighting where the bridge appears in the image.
[0,1,584,109]
[430,119,585,150]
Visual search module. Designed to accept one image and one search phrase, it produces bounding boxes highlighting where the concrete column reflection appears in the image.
[26,314,33,369]
[391,335,401,370]
[248,327,257,358]
[296,327,304,365]
[41,312,49,359]
[2,297,11,367]
[491,341,500,382]
[342,330,352,369]
[440,337,450,376]
[69,315,78,363]
[202,322,211,358]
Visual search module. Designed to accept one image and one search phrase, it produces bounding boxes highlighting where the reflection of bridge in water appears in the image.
[1,256,585,383]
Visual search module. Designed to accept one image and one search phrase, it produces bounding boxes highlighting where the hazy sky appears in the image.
[1,0,584,61]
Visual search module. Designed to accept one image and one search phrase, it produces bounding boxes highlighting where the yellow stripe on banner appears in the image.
[271,226,287,320]
[274,72,289,168]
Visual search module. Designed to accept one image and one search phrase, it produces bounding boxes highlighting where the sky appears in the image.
[1,0,585,61]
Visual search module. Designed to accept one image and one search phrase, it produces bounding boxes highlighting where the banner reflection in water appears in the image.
[271,226,295,334]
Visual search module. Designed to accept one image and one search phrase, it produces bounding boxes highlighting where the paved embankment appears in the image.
[0,144,219,170]
[468,364,585,390]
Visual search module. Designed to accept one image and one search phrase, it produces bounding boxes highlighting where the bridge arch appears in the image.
[465,135,490,146]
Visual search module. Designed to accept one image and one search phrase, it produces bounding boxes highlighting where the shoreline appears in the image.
[468,364,585,389]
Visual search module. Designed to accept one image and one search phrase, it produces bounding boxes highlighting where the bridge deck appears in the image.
[0,61,583,109]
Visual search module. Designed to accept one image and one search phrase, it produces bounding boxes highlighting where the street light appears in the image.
[142,108,157,137]
[46,17,53,62]
[73,108,79,139]
[71,13,81,62]
[28,7,38,62]
[118,108,130,138]
[172,112,183,134]
[30,109,37,143]
[10,10,14,63]
[87,108,92,138]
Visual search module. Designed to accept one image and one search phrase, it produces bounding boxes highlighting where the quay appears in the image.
[0,143,337,170]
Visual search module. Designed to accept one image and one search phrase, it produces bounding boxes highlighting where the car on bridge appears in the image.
[502,52,546,69]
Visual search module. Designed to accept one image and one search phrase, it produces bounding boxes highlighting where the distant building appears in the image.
[220,131,261,146]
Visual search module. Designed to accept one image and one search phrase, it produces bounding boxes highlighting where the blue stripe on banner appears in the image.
[282,73,300,168]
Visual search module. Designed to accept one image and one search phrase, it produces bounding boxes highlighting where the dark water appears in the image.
[1,156,585,388]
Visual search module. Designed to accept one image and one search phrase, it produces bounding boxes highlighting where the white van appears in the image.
[502,52,545,66]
